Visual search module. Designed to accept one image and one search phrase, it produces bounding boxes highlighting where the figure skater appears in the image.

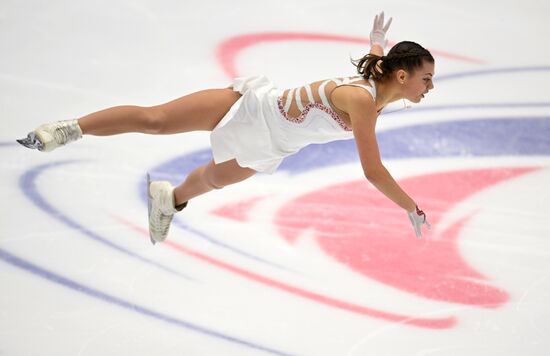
[17,12,433,244]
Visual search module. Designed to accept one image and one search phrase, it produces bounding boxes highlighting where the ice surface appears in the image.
[1,1,549,355]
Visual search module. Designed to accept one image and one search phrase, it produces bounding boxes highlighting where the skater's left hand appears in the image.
[407,205,431,238]
[370,11,392,49]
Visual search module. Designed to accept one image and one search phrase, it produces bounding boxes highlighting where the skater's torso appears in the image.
[278,76,378,131]
[213,74,376,173]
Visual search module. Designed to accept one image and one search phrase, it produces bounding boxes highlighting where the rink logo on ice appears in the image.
[5,28,549,355]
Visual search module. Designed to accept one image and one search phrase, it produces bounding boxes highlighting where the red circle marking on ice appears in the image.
[216,32,485,78]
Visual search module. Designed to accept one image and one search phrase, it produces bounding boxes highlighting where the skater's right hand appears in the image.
[370,11,392,49]
[407,205,431,238]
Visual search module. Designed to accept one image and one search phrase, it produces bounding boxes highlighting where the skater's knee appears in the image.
[200,169,225,190]
[141,106,167,134]
[200,162,227,189]
[199,160,255,191]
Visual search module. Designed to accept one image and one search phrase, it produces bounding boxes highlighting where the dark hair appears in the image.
[352,41,434,81]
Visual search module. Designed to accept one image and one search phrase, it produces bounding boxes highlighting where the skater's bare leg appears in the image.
[78,88,241,135]
[18,87,241,151]
[173,159,256,205]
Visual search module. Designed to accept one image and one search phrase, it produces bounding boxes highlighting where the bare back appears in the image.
[279,76,377,128]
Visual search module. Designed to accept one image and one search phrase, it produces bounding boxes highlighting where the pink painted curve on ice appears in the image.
[113,216,456,329]
[216,32,486,78]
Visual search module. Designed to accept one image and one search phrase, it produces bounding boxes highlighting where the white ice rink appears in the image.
[1,1,550,355]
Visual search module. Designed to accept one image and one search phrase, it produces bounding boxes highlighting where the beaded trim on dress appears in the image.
[276,97,352,132]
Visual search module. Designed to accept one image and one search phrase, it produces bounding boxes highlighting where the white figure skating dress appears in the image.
[210,75,377,173]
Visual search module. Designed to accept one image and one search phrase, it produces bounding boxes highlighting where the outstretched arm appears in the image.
[348,93,416,211]
[339,87,430,237]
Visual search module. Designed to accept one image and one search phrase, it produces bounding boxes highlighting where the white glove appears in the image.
[407,205,431,238]
[370,11,392,49]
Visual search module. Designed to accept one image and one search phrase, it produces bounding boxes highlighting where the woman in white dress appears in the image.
[17,12,434,243]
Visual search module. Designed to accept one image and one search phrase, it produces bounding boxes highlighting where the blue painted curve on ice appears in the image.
[0,248,295,356]
[19,160,194,280]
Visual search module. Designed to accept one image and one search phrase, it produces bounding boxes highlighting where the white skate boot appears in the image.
[147,173,187,245]
[17,119,82,152]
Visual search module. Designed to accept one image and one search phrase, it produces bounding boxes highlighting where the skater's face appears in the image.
[399,60,435,103]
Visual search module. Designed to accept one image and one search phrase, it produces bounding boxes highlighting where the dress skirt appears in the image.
[210,75,286,174]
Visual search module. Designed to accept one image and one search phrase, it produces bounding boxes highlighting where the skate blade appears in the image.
[16,132,43,151]
[146,172,156,245]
